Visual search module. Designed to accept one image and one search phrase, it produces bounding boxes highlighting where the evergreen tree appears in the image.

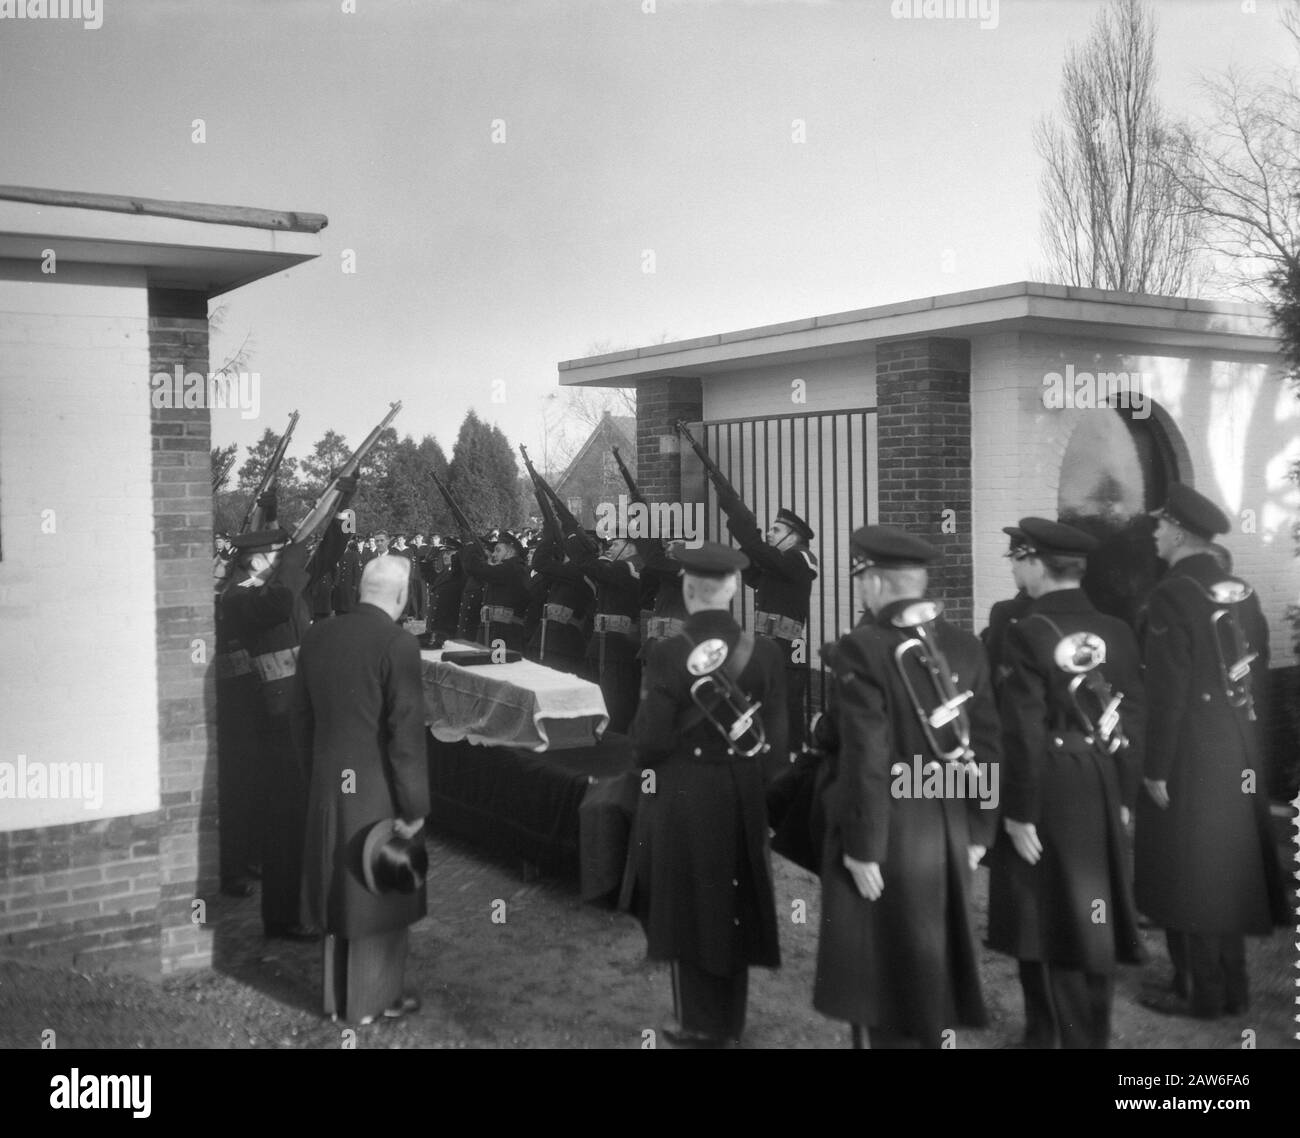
[446,410,521,533]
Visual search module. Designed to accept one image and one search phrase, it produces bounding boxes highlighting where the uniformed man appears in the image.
[985,517,1147,1048]
[638,537,688,649]
[571,533,644,732]
[1134,483,1288,1018]
[812,526,1001,1049]
[525,528,594,675]
[455,539,487,644]
[982,526,1036,692]
[423,538,465,645]
[220,477,356,939]
[460,531,531,651]
[623,542,788,1048]
[716,492,818,754]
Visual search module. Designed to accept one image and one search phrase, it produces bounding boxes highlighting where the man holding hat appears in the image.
[623,541,788,1048]
[293,555,430,1024]
[461,530,531,651]
[220,474,357,939]
[1135,483,1286,1018]
[716,489,818,756]
[985,517,1146,1048]
[812,525,1000,1048]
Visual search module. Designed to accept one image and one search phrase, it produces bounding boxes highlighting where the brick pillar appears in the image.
[635,377,702,505]
[875,338,973,631]
[149,288,219,973]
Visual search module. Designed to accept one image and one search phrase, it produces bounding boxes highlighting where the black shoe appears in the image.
[265,924,320,942]
[662,1026,731,1049]
[221,880,255,898]
[382,993,422,1020]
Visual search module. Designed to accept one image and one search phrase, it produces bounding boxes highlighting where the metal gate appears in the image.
[686,407,877,712]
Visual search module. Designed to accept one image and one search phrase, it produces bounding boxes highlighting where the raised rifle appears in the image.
[533,463,600,558]
[519,445,562,543]
[675,419,741,501]
[611,445,646,505]
[212,452,237,494]
[239,409,299,534]
[291,401,401,544]
[430,469,487,554]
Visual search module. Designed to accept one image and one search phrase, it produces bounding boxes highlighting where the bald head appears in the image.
[360,555,410,618]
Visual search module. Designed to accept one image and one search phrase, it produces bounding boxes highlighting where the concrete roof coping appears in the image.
[0,185,327,233]
[557,281,1272,377]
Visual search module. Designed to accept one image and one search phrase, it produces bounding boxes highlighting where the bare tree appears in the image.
[1163,5,1300,301]
[1036,0,1203,295]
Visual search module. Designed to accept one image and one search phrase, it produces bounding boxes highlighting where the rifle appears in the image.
[611,445,646,505]
[291,401,401,544]
[519,445,562,543]
[536,470,599,558]
[430,470,487,554]
[239,409,300,534]
[212,452,237,494]
[675,419,741,501]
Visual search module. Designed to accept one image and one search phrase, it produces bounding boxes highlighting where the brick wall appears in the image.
[635,376,702,505]
[149,288,219,974]
[0,815,161,971]
[875,337,974,630]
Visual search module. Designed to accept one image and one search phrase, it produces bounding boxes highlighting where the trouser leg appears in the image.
[1222,935,1248,1012]
[672,961,747,1041]
[1047,965,1111,1049]
[1165,928,1190,998]
[1186,932,1227,1018]
[1018,959,1058,1047]
[343,928,409,1023]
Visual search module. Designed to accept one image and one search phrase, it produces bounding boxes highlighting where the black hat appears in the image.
[1002,525,1030,554]
[849,526,938,574]
[494,531,524,556]
[1151,483,1230,539]
[776,507,814,543]
[228,527,291,553]
[675,541,749,577]
[1013,517,1098,557]
[359,819,428,896]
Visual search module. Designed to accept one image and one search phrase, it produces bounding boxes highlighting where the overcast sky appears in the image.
[2,0,1294,466]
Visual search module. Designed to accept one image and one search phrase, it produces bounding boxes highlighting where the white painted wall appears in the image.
[0,262,160,828]
[971,330,1300,660]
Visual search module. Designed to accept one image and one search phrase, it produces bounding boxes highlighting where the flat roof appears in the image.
[557,281,1278,386]
[0,186,326,296]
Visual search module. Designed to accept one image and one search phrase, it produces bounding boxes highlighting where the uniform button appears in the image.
[1053,736,1063,746]
[733,918,740,926]
[694,748,702,757]
[727,748,735,756]
[732,878,739,887]
[1083,735,1094,745]
[1201,692,1212,702]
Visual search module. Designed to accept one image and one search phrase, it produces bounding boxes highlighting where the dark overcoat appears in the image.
[623,608,788,978]
[986,588,1146,971]
[292,603,431,940]
[812,599,1001,1036]
[1134,554,1288,934]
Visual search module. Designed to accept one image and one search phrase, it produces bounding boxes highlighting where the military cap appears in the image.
[228,527,291,552]
[675,541,749,578]
[1013,517,1098,557]
[443,535,462,551]
[1001,525,1029,554]
[1151,482,1230,539]
[494,531,525,555]
[849,526,938,574]
[775,507,815,543]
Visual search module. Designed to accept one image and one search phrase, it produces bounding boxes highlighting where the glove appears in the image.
[256,487,278,522]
